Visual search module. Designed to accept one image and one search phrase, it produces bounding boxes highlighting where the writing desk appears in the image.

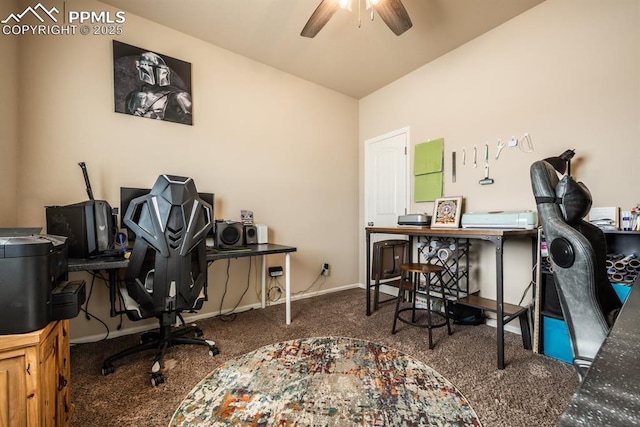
[557,275,640,426]
[68,243,297,325]
[366,226,536,369]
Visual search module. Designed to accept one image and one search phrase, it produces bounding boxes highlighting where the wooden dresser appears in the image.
[0,320,73,426]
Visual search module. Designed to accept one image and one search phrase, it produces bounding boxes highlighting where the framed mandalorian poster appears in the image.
[113,40,193,125]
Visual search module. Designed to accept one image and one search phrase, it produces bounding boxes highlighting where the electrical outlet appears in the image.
[269,266,283,277]
[321,263,330,276]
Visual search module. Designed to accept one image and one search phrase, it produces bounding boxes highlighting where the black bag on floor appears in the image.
[448,302,484,325]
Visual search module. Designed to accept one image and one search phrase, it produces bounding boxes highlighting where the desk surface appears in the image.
[366,226,536,239]
[557,276,640,426]
[68,243,297,271]
[206,243,297,260]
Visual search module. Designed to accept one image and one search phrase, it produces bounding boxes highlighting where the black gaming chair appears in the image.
[530,160,621,380]
[101,175,219,386]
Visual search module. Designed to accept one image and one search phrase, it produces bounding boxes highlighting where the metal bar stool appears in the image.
[392,262,453,349]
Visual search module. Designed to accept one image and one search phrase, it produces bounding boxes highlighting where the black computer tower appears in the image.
[46,200,114,258]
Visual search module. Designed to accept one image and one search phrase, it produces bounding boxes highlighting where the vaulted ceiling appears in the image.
[99,0,545,98]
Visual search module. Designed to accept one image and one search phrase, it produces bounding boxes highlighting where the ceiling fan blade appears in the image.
[301,0,340,38]
[373,0,413,36]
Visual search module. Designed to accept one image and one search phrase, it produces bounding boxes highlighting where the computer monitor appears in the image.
[120,187,214,243]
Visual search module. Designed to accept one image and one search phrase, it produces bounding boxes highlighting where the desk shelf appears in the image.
[457,294,531,350]
[457,295,528,320]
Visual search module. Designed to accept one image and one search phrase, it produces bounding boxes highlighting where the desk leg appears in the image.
[261,255,266,309]
[109,270,118,317]
[495,237,505,370]
[366,231,371,315]
[285,253,291,325]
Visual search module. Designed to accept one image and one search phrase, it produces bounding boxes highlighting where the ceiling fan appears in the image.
[301,0,413,38]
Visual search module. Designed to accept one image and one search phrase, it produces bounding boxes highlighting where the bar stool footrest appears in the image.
[395,307,449,329]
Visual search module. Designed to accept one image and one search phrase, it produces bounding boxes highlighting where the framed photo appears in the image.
[431,197,463,228]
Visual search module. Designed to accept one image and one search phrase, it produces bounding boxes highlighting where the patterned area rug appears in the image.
[170,336,481,426]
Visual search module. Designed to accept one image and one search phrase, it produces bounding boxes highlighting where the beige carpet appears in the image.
[70,288,578,426]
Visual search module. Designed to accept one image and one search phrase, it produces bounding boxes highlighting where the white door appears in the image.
[364,127,410,230]
[364,127,410,298]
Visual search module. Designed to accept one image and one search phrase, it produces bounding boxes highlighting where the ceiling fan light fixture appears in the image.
[301,0,412,38]
[339,0,352,10]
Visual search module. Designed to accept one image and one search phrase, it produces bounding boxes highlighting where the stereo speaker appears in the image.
[244,225,258,245]
[256,224,268,244]
[215,221,244,248]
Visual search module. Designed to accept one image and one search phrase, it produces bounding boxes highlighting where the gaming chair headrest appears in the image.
[531,160,591,225]
[556,175,592,225]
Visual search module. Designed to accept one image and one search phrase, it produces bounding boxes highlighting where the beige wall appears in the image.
[0,0,19,226]
[13,0,359,340]
[6,0,639,341]
[359,0,640,310]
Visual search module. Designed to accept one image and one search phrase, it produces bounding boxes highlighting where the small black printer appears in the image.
[398,213,431,226]
[0,233,86,334]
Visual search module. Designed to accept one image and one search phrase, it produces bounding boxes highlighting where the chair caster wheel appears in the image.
[151,372,165,387]
[208,346,219,357]
[140,333,154,344]
[194,328,204,337]
[101,364,115,376]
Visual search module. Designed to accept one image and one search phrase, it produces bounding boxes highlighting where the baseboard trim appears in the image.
[72,283,521,344]
[71,283,362,345]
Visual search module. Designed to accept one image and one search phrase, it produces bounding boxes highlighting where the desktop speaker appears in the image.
[215,221,244,248]
[244,225,258,245]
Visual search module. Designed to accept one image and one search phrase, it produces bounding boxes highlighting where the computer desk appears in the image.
[366,226,537,370]
[68,243,297,325]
